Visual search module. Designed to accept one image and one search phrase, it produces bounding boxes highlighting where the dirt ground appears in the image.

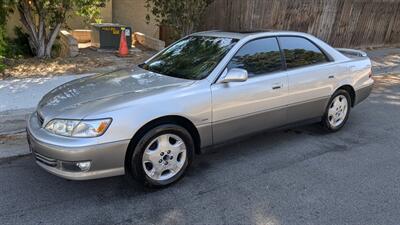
[1,46,155,80]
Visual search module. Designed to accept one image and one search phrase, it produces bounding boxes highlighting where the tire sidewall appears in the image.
[323,90,351,131]
[129,124,194,187]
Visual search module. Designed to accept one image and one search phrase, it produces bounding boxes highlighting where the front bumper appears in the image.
[27,113,130,180]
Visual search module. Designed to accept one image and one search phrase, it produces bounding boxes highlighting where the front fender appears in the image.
[83,82,212,145]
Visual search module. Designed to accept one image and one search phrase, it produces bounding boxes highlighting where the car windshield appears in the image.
[139,36,238,80]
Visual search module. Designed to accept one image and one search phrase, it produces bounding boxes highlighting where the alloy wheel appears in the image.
[328,94,348,128]
[142,133,187,181]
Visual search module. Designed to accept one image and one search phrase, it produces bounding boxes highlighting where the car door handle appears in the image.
[328,75,335,79]
[272,85,282,90]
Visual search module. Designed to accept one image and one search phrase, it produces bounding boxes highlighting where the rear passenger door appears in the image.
[211,37,289,144]
[278,36,339,123]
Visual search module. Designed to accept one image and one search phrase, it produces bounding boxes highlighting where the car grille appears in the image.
[37,112,44,127]
[34,152,57,167]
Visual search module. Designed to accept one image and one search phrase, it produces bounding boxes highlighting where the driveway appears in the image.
[0,74,399,225]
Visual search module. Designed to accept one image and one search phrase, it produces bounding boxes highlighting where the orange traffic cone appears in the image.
[118,29,129,57]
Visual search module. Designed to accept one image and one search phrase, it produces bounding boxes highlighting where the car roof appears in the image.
[192,30,308,40]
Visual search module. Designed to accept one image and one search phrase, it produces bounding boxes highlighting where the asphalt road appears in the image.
[1,75,400,225]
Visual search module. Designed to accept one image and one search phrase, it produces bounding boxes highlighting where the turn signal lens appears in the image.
[96,121,109,134]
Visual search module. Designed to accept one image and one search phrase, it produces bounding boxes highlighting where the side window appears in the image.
[279,37,328,69]
[227,38,283,77]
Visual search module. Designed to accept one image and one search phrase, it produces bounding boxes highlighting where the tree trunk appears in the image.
[17,0,63,58]
[18,1,40,55]
[36,43,45,58]
[35,38,46,58]
[44,23,61,58]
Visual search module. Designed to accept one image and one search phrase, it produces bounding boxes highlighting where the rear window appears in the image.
[279,37,328,69]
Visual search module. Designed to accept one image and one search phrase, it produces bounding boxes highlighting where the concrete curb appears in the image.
[0,109,33,159]
[0,132,29,159]
[0,108,33,136]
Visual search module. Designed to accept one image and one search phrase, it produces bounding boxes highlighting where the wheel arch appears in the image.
[124,115,202,171]
[336,85,356,107]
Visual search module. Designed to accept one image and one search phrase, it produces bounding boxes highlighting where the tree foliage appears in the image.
[76,0,107,25]
[0,0,15,72]
[283,49,327,68]
[17,0,106,58]
[0,0,15,26]
[0,26,6,72]
[229,51,283,76]
[145,0,213,38]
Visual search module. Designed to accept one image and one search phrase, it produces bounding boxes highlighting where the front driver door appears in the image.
[211,37,289,144]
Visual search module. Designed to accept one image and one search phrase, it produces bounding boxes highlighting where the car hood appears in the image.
[37,67,195,120]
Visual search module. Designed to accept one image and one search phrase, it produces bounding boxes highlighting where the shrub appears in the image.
[51,41,62,58]
[0,26,6,73]
[5,27,33,58]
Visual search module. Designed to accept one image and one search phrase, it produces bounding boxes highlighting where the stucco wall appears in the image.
[112,0,159,38]
[5,10,20,38]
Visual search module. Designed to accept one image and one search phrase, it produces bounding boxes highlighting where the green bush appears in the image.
[0,60,5,73]
[0,26,34,73]
[5,27,33,58]
[0,26,6,73]
[51,40,62,58]
[0,27,6,53]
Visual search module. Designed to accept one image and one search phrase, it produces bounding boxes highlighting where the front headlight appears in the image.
[45,118,112,137]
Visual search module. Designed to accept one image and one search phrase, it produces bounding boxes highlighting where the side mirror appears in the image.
[220,68,248,83]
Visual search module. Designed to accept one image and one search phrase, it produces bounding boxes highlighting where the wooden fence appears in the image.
[200,0,400,48]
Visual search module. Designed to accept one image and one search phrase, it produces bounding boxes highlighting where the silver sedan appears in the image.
[27,30,374,187]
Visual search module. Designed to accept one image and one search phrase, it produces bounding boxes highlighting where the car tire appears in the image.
[127,124,194,188]
[321,89,351,132]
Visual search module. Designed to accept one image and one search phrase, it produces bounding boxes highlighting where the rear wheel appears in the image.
[321,89,351,132]
[128,124,194,187]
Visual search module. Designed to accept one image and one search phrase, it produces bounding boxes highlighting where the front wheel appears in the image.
[128,124,194,187]
[321,89,351,132]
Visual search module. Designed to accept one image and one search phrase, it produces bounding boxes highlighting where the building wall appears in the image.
[201,0,400,48]
[112,0,159,38]
[5,10,20,38]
